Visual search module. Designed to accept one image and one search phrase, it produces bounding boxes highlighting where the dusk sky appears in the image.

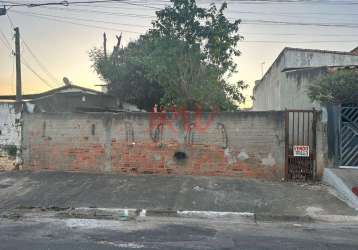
[0,0,357,107]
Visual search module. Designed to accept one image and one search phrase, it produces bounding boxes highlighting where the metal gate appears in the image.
[340,104,358,166]
[285,110,317,181]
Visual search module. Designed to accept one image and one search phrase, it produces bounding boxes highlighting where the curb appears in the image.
[255,213,314,223]
[308,214,358,223]
[8,206,358,223]
[70,208,256,221]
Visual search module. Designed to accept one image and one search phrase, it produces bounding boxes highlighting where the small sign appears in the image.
[293,145,310,157]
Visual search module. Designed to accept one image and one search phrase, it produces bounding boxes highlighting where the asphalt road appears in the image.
[0,212,358,250]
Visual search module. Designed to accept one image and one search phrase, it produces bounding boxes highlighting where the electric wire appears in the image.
[10,10,144,33]
[7,13,62,86]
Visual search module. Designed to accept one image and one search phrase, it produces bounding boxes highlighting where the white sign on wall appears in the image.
[293,145,310,157]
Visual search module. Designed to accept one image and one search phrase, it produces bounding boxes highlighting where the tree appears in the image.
[90,0,246,111]
[151,0,242,74]
[308,69,358,104]
[89,40,164,111]
[128,36,237,110]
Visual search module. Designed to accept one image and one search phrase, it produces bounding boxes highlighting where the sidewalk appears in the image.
[323,168,358,210]
[0,171,357,220]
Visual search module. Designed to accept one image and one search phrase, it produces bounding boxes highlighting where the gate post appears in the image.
[312,108,317,180]
[284,109,289,180]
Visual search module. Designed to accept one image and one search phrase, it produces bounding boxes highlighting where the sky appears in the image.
[0,0,357,108]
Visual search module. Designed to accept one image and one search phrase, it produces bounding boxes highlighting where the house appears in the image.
[252,47,358,111]
[0,83,141,170]
[0,84,141,113]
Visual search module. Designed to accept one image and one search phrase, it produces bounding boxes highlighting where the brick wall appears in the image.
[22,111,286,179]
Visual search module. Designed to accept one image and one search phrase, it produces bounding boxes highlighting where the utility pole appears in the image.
[14,27,22,103]
[0,6,6,16]
[103,32,107,59]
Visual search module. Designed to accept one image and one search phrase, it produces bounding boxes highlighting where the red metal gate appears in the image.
[285,110,317,181]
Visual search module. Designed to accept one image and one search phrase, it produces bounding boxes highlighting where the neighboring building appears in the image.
[0,84,141,170]
[351,46,358,56]
[0,84,140,113]
[253,47,358,111]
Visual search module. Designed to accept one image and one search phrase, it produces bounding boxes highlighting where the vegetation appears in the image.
[90,0,246,111]
[3,145,17,157]
[308,69,358,104]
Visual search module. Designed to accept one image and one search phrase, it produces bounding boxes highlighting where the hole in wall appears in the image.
[174,151,187,162]
[91,124,96,136]
[42,121,46,137]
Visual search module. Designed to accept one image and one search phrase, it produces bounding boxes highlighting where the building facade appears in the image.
[253,47,358,111]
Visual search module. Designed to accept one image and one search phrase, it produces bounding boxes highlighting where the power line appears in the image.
[37,5,155,18]
[10,10,144,33]
[8,1,358,26]
[6,13,62,86]
[0,27,12,50]
[22,40,61,85]
[0,35,10,49]
[241,19,358,28]
[244,32,358,37]
[21,57,55,89]
[11,9,149,28]
[6,12,15,27]
[215,0,358,4]
[21,4,358,28]
[226,9,358,17]
[81,1,358,19]
[12,4,358,29]
[16,12,358,36]
[241,40,358,44]
[120,1,161,10]
[71,2,163,10]
[8,11,358,44]
[73,0,358,18]
[3,0,128,8]
[0,27,54,90]
[4,0,358,9]
[9,9,358,42]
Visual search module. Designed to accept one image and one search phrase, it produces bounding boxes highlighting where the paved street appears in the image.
[0,211,358,250]
[1,172,358,249]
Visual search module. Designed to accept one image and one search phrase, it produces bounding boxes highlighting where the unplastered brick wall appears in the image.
[22,111,286,179]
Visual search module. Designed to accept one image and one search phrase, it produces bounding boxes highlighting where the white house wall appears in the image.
[0,103,22,170]
[0,103,21,146]
[253,48,358,111]
[284,49,358,69]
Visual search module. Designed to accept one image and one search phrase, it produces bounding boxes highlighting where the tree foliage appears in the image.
[308,69,358,104]
[90,0,246,111]
[89,46,164,111]
[151,0,242,74]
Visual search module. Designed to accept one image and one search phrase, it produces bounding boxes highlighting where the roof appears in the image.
[351,46,358,55]
[282,65,358,73]
[283,47,358,56]
[0,84,108,101]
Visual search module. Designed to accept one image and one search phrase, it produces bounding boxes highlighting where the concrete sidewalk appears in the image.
[0,171,356,220]
[323,168,358,210]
